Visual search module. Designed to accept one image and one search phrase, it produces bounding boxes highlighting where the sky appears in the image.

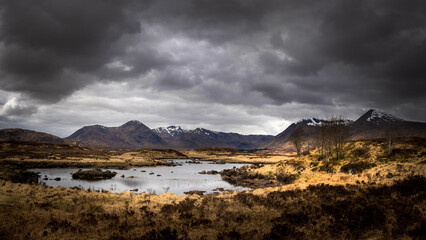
[0,0,425,137]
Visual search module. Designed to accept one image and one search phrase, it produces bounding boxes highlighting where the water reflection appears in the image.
[30,159,249,195]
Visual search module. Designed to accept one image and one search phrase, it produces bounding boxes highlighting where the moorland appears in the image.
[0,136,425,239]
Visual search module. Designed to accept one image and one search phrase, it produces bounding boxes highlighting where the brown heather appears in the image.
[0,138,425,239]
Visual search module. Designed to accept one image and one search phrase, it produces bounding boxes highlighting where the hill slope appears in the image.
[0,128,66,144]
[66,120,166,149]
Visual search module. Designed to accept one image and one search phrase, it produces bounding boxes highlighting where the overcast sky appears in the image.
[0,0,425,137]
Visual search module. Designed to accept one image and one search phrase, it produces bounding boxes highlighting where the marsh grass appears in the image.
[0,176,425,239]
[0,138,425,239]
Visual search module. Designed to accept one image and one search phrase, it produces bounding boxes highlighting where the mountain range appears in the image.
[64,121,273,150]
[1,109,425,151]
[265,109,426,151]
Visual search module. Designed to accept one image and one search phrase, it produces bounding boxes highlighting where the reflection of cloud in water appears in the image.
[30,160,249,195]
[120,179,144,188]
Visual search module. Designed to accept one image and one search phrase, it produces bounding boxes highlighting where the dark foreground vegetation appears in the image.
[0,176,424,239]
[0,164,39,184]
[221,165,298,188]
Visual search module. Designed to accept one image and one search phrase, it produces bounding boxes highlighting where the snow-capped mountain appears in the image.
[154,126,189,136]
[265,109,426,151]
[348,109,426,140]
[154,126,272,149]
[297,118,323,126]
[297,118,354,126]
[357,109,403,125]
[64,122,273,150]
[266,117,335,151]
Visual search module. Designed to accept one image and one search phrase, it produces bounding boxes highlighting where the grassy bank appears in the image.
[0,141,188,169]
[220,138,426,190]
[184,147,293,164]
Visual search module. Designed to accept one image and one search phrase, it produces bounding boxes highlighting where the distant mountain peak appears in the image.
[361,109,403,124]
[296,118,353,126]
[120,120,147,128]
[122,120,142,125]
[297,118,323,126]
[154,126,188,136]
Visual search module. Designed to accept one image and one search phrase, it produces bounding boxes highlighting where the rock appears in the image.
[186,160,201,164]
[72,169,117,180]
[198,170,219,175]
[54,177,61,181]
[184,190,205,195]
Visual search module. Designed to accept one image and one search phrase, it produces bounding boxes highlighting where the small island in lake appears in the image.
[72,169,117,180]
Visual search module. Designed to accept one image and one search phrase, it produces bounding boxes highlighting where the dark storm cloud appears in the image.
[0,0,149,101]
[251,0,426,118]
[0,0,425,124]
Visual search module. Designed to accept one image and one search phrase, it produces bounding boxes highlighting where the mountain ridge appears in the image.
[266,109,426,151]
[64,121,274,150]
[1,109,425,151]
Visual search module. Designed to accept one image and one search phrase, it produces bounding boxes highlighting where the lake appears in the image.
[30,159,249,195]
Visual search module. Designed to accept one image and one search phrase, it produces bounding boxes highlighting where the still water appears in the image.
[30,160,248,195]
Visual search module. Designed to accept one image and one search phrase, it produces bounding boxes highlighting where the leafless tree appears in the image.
[384,125,399,154]
[331,116,349,160]
[290,127,303,157]
[317,116,349,165]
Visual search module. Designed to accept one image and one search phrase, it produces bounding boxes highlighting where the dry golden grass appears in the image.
[1,174,425,239]
[0,143,187,169]
[0,138,425,239]
[183,149,294,164]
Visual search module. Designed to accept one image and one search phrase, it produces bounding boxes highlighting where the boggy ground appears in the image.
[219,138,426,189]
[183,147,294,164]
[0,141,187,170]
[0,176,424,239]
[0,139,425,239]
